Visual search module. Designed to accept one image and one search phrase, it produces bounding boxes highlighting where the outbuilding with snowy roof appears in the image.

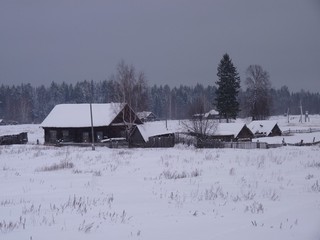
[248,120,282,137]
[209,123,254,141]
[129,122,175,147]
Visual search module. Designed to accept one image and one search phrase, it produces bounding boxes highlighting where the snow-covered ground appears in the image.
[1,119,320,240]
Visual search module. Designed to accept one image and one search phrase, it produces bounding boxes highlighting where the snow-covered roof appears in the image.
[135,122,174,142]
[212,123,247,137]
[204,109,219,118]
[248,120,279,136]
[41,103,125,128]
[136,111,154,119]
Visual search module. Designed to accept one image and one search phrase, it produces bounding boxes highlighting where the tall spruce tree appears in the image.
[215,53,241,122]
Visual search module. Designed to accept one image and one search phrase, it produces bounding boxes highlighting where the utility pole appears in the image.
[299,100,303,123]
[90,80,95,151]
[90,103,95,151]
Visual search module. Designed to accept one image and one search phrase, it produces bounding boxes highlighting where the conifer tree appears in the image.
[215,53,241,122]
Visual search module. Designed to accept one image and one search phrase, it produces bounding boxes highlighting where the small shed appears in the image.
[0,132,28,145]
[129,122,175,148]
[41,103,142,145]
[136,111,157,122]
[248,120,282,137]
[209,123,254,141]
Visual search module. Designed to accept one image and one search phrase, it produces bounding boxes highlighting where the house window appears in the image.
[120,130,126,138]
[62,130,69,141]
[96,132,103,142]
[49,130,57,142]
[82,132,90,142]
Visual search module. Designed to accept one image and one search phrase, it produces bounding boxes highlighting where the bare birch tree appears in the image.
[245,65,272,120]
[113,60,149,112]
[111,60,148,142]
[182,97,217,140]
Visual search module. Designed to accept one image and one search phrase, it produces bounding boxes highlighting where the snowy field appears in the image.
[1,117,320,240]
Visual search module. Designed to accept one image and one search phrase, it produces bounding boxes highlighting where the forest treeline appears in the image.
[0,80,319,124]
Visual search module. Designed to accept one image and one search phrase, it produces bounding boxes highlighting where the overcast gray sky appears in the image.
[0,0,319,92]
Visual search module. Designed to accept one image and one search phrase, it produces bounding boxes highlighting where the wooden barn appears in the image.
[209,123,254,142]
[136,111,157,122]
[248,120,282,137]
[41,103,142,145]
[129,122,175,148]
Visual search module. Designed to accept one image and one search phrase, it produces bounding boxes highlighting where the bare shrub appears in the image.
[245,201,264,214]
[2,165,10,171]
[262,189,280,201]
[37,160,74,172]
[229,167,236,176]
[0,217,26,233]
[93,171,102,176]
[73,169,83,174]
[78,220,94,233]
[162,170,187,179]
[118,150,132,156]
[311,180,320,192]
[0,199,14,206]
[190,169,201,177]
[161,169,201,180]
[242,191,256,201]
[33,150,45,158]
[203,185,227,201]
[305,174,314,180]
[305,161,320,168]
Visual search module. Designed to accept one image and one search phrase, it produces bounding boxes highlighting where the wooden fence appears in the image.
[175,133,270,149]
[197,140,268,149]
[223,141,268,149]
[282,128,320,135]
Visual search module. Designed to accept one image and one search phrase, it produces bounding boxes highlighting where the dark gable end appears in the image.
[236,125,254,140]
[110,104,142,125]
[128,126,146,147]
[269,124,282,137]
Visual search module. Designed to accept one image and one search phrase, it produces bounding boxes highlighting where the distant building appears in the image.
[136,111,157,122]
[41,103,142,144]
[204,109,219,119]
[248,120,282,137]
[193,109,219,120]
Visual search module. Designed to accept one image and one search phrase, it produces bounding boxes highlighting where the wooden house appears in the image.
[129,122,175,148]
[209,123,254,141]
[248,120,282,137]
[41,103,142,144]
[136,111,157,122]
